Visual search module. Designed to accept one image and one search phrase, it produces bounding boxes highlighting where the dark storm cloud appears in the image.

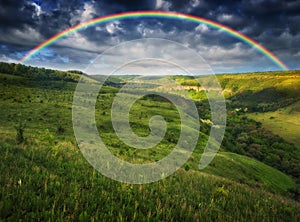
[162,0,299,36]
[0,0,37,28]
[0,0,299,72]
[94,0,156,12]
[159,0,300,58]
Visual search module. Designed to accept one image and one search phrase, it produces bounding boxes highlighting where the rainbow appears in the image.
[20,11,288,70]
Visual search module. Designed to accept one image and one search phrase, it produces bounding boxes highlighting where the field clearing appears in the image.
[248,100,300,148]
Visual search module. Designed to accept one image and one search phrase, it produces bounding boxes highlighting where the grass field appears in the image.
[248,100,300,148]
[0,63,299,221]
[1,133,299,221]
[203,152,295,193]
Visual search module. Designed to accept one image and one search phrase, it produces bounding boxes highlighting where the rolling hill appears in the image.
[0,62,299,221]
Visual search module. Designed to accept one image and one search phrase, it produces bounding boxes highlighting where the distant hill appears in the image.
[174,70,300,112]
[0,62,97,83]
[217,70,300,112]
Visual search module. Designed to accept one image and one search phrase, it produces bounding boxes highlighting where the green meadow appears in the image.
[248,100,300,148]
[0,62,299,221]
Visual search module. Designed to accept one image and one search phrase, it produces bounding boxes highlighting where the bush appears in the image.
[14,114,27,144]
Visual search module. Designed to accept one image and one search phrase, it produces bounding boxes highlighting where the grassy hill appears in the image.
[218,71,300,111]
[203,152,295,193]
[218,70,300,96]
[0,63,299,220]
[175,70,300,111]
[248,100,300,148]
[0,132,299,221]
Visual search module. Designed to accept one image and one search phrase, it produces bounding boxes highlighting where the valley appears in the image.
[0,62,299,221]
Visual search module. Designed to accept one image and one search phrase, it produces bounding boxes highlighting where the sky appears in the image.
[0,0,299,74]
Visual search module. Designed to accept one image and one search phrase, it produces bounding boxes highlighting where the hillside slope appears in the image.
[0,134,299,221]
[0,63,299,220]
[217,70,300,112]
[248,100,300,148]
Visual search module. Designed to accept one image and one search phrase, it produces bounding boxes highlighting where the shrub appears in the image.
[14,114,27,144]
[56,124,65,135]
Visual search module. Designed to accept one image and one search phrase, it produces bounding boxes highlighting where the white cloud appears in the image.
[84,39,212,75]
[0,54,19,64]
[217,14,244,26]
[31,2,42,17]
[58,32,106,53]
[190,0,201,8]
[217,14,234,23]
[202,43,254,60]
[81,3,96,21]
[106,21,122,34]
[0,26,44,46]
[70,2,96,25]
[195,24,209,33]
[95,26,103,31]
[155,0,172,10]
[136,22,173,38]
